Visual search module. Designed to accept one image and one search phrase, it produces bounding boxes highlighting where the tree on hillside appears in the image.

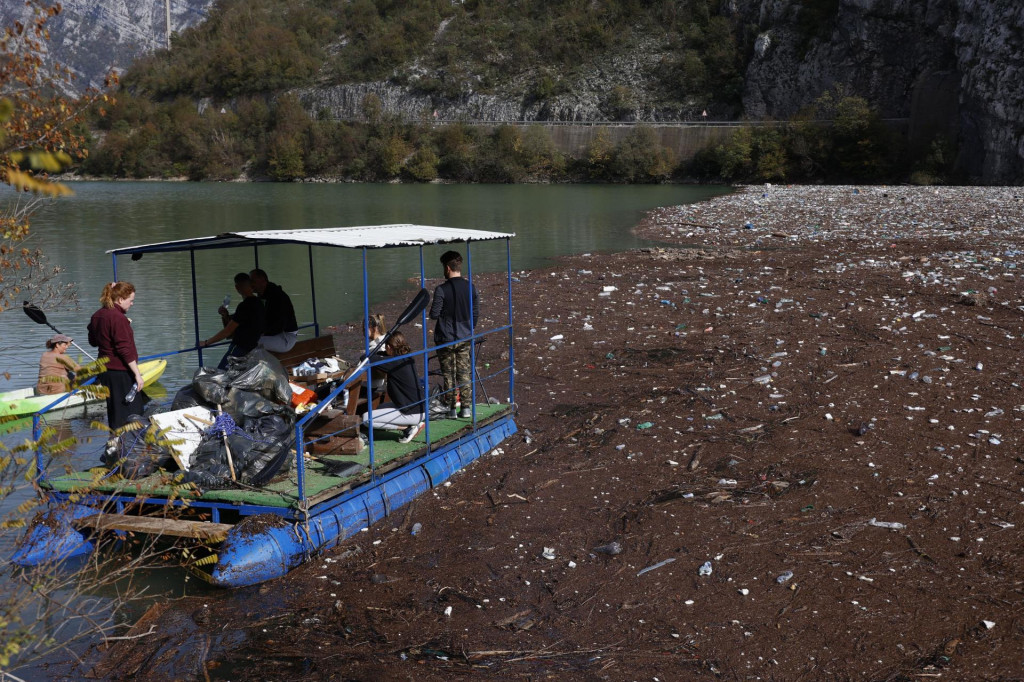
[1,4,182,675]
[0,0,110,313]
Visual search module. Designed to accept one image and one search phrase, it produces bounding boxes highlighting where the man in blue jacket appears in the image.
[429,250,479,419]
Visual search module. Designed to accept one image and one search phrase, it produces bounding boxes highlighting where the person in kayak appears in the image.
[35,334,81,396]
[88,281,147,429]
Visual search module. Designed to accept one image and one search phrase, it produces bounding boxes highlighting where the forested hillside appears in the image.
[78,0,1023,184]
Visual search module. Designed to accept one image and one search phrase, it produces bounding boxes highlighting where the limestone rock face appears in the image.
[0,0,213,94]
[738,0,1023,183]
[4,0,1020,182]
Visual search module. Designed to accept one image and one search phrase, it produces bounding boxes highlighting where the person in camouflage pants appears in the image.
[430,250,479,418]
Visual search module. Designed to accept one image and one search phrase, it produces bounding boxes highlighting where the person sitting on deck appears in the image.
[249,268,298,353]
[200,273,266,368]
[35,334,81,395]
[362,331,425,444]
[364,313,388,400]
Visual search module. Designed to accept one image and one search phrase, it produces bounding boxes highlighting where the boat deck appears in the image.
[42,404,511,511]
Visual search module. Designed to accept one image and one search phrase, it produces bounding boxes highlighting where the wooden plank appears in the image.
[270,335,337,369]
[74,513,233,542]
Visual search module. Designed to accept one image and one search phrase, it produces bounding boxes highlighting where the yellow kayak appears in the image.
[0,359,167,419]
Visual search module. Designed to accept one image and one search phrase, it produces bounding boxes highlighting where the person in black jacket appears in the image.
[363,331,425,443]
[250,268,298,352]
[201,273,265,368]
[429,250,479,419]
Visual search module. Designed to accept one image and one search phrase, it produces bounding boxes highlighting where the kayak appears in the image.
[0,359,167,420]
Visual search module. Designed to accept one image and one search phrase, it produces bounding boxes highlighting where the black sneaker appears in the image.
[398,422,424,444]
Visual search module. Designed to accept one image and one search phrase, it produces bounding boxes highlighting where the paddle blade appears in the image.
[395,288,430,328]
[22,301,48,325]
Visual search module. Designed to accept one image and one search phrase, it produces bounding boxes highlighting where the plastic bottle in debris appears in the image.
[411,523,422,536]
[698,561,713,576]
[776,570,794,584]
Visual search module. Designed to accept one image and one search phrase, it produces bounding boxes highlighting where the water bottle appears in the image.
[124,382,139,405]
[223,294,231,308]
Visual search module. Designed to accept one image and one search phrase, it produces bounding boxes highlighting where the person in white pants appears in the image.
[250,268,298,352]
[362,331,425,444]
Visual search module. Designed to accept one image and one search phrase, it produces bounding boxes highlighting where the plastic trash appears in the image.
[698,561,713,576]
[868,518,905,530]
[637,557,675,576]
[593,541,623,556]
[776,570,794,584]
[411,523,422,536]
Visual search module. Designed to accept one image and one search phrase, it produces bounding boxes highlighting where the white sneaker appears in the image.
[398,422,424,444]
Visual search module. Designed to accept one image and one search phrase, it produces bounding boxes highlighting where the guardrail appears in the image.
[330,117,910,128]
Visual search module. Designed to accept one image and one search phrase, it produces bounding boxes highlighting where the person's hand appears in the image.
[200,339,209,348]
[217,305,228,316]
[133,372,144,388]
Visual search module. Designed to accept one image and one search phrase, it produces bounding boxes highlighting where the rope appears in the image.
[205,410,277,448]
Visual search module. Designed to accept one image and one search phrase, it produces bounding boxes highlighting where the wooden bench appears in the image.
[269,334,337,370]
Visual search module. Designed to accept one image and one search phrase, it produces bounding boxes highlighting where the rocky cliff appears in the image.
[0,0,212,94]
[295,0,1021,183]
[8,0,1019,183]
[740,0,1024,184]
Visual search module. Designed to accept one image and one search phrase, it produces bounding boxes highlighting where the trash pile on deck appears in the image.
[106,350,295,490]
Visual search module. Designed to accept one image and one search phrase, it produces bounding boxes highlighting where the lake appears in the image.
[1,181,728,392]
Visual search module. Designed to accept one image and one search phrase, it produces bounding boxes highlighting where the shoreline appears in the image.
[86,185,1024,680]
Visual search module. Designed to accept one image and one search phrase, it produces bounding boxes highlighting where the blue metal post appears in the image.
[190,249,204,366]
[465,242,476,422]
[32,414,43,479]
[111,253,118,281]
[506,237,515,404]
[361,248,374,476]
[308,245,319,337]
[295,421,306,502]
[419,246,430,445]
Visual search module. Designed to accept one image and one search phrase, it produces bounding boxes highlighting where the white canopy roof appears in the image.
[108,224,514,255]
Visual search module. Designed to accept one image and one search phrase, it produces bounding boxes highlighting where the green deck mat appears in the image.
[43,404,512,510]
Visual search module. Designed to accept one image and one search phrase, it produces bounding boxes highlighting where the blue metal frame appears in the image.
[34,230,517,515]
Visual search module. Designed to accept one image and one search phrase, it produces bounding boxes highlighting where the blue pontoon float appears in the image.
[13,225,517,587]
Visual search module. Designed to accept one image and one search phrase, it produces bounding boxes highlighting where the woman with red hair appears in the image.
[88,281,146,429]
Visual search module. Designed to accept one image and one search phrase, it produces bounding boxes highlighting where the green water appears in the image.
[2,181,727,389]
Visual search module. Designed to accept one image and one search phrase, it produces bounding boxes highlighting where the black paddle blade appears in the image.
[22,301,48,325]
[395,288,430,327]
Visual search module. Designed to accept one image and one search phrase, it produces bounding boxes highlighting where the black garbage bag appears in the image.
[223,388,289,422]
[102,420,175,479]
[182,413,295,490]
[193,367,230,405]
[181,438,234,489]
[225,349,290,404]
[171,385,214,411]
[237,414,295,485]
